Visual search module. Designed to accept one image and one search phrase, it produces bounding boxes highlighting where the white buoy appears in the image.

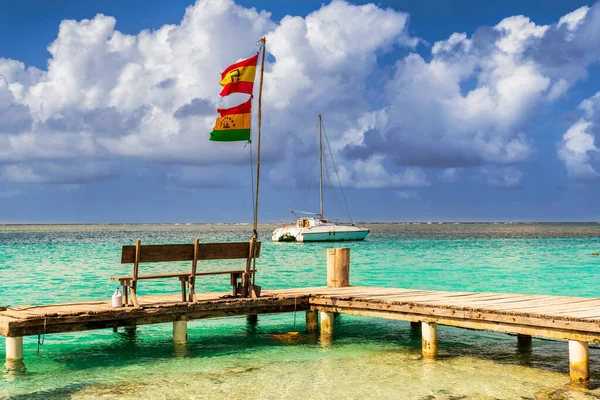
[112,288,123,308]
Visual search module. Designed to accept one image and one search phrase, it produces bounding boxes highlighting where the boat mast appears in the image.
[319,114,323,219]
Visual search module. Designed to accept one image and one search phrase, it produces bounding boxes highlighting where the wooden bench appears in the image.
[110,238,261,307]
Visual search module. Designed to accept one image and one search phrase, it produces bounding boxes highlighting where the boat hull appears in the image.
[272,226,369,242]
[299,229,369,242]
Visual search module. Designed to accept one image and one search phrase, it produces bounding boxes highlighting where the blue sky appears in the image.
[1,0,600,223]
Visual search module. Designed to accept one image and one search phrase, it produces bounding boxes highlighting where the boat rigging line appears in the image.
[320,117,353,224]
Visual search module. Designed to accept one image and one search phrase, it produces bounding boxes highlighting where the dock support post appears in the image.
[5,337,25,373]
[6,337,23,362]
[569,340,589,385]
[124,325,136,336]
[327,248,350,288]
[517,334,532,346]
[422,322,438,359]
[320,311,334,346]
[306,310,318,334]
[173,319,188,345]
[246,314,258,324]
[320,311,334,335]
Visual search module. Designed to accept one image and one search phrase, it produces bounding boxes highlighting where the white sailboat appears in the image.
[271,115,370,242]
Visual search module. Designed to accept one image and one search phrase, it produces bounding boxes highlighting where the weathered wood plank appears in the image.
[121,242,262,263]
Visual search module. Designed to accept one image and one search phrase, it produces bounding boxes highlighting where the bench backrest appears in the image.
[121,242,261,264]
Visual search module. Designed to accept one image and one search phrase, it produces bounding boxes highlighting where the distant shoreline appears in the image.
[1,221,600,226]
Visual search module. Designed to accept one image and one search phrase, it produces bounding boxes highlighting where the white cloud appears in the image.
[558,93,600,181]
[338,156,429,189]
[558,6,590,32]
[0,0,415,186]
[1,0,600,190]
[495,15,548,54]
[396,190,417,200]
[0,162,119,184]
[480,166,524,189]
[440,168,460,183]
[342,2,600,189]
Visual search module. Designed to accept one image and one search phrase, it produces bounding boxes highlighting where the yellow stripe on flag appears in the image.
[213,113,251,131]
[219,66,257,87]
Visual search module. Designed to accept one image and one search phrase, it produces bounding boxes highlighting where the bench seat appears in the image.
[110,269,256,281]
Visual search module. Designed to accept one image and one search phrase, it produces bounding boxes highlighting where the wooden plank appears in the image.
[474,297,598,312]
[498,298,600,313]
[121,242,262,263]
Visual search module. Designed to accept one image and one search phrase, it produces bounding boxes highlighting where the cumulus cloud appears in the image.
[342,2,600,185]
[1,0,600,191]
[558,93,600,180]
[0,0,415,186]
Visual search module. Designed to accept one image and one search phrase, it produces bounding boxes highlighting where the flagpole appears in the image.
[254,37,266,237]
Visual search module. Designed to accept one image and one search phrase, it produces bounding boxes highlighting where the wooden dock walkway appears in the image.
[2,248,597,385]
[3,287,600,342]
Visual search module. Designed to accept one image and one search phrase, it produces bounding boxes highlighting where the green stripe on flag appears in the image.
[210,129,251,142]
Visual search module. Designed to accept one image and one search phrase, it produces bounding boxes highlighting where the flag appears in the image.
[219,54,258,97]
[210,98,252,142]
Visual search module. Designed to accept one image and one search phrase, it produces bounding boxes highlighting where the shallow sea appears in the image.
[2,223,600,399]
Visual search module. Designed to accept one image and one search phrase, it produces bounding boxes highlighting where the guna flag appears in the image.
[210,98,252,142]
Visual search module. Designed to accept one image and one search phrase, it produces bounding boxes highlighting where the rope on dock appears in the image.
[37,317,47,354]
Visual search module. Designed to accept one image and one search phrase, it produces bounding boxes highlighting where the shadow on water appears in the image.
[2,383,89,400]
[6,317,600,399]
[28,316,586,380]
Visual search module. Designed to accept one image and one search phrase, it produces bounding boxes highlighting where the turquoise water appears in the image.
[2,223,600,399]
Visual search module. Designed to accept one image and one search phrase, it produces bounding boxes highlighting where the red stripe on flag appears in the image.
[220,81,255,97]
[220,54,259,80]
[217,98,252,117]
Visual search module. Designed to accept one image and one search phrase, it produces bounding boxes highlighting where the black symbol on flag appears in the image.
[220,116,235,129]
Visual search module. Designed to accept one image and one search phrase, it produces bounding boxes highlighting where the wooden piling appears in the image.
[569,340,589,385]
[173,320,187,344]
[306,310,318,333]
[327,248,350,288]
[422,322,438,359]
[320,311,334,334]
[124,325,136,335]
[517,334,532,346]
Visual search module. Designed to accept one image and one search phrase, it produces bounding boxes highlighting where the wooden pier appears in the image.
[2,248,599,385]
